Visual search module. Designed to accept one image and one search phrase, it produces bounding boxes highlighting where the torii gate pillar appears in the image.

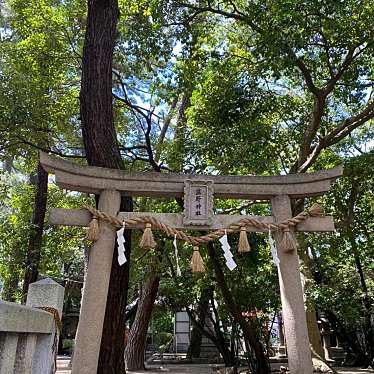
[272,195,312,374]
[72,190,121,374]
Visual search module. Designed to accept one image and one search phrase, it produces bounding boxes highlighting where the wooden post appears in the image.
[271,195,313,374]
[72,190,121,374]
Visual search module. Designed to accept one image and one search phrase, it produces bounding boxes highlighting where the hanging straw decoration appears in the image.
[139,222,156,249]
[238,226,251,253]
[86,216,100,242]
[281,228,298,252]
[308,203,325,217]
[191,246,205,273]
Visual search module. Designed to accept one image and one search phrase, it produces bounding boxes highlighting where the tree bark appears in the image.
[187,286,211,359]
[2,156,20,301]
[79,1,133,373]
[125,274,160,371]
[170,92,191,172]
[207,242,271,374]
[298,234,325,359]
[2,266,20,302]
[22,162,48,301]
[80,0,122,170]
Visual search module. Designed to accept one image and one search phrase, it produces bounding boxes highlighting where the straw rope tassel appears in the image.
[139,222,156,249]
[281,228,298,252]
[238,226,251,253]
[191,246,205,273]
[308,203,325,216]
[86,216,100,242]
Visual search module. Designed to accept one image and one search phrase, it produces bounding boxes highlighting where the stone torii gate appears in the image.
[40,152,343,374]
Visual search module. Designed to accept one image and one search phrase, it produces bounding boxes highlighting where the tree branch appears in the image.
[297,100,374,173]
[154,96,178,163]
[16,137,85,159]
[293,56,320,95]
[179,2,261,32]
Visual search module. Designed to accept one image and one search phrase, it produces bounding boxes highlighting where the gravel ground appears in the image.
[56,357,374,374]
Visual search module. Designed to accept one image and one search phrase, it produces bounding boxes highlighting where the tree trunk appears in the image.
[79,1,133,373]
[188,322,204,359]
[22,162,48,301]
[80,0,121,169]
[125,275,160,371]
[166,254,233,365]
[207,243,271,374]
[3,157,13,172]
[298,235,325,359]
[2,156,20,301]
[187,285,211,359]
[2,266,20,302]
[186,304,235,367]
[170,92,191,172]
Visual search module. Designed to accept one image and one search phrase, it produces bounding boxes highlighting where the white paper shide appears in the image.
[117,225,127,266]
[219,230,237,271]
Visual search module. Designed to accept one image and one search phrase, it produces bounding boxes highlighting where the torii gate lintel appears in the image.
[40,151,342,199]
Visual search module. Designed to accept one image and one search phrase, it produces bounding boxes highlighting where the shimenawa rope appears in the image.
[84,203,324,245]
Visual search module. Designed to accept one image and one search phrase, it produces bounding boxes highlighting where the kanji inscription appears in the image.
[183,180,214,226]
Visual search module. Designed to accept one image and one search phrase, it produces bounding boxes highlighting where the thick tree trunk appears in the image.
[125,275,160,371]
[22,162,48,301]
[207,243,270,374]
[80,0,121,169]
[79,1,133,373]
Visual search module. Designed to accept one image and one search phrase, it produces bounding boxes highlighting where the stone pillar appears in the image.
[26,278,65,374]
[72,190,121,374]
[271,195,313,374]
[27,278,64,315]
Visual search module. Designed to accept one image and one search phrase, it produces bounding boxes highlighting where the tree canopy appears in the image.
[0,0,373,370]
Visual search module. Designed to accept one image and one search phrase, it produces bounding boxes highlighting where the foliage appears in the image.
[306,152,374,363]
[0,161,88,301]
[0,0,373,365]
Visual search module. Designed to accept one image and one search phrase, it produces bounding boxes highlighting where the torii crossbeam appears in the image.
[40,152,343,374]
